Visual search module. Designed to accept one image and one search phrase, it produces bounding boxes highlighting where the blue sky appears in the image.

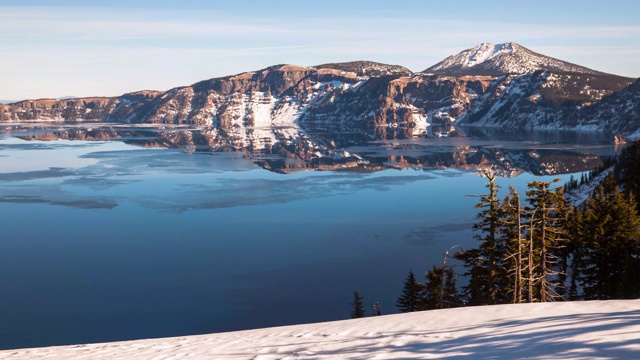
[1,0,639,100]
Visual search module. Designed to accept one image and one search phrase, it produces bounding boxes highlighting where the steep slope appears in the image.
[452,71,635,129]
[1,300,638,359]
[424,42,605,76]
[568,78,640,135]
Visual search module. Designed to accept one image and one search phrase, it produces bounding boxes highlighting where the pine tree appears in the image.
[443,266,460,307]
[396,270,425,312]
[423,265,460,309]
[453,247,483,305]
[372,302,381,316]
[501,185,526,303]
[455,170,509,305]
[565,205,581,301]
[617,140,640,203]
[423,266,442,309]
[571,174,640,299]
[350,291,365,318]
[525,179,570,302]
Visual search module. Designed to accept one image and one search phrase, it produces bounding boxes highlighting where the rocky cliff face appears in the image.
[451,71,634,129]
[568,78,640,136]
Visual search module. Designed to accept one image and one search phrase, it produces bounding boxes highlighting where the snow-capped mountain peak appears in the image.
[464,42,516,67]
[424,42,603,76]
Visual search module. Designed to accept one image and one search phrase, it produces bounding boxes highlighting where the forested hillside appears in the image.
[388,142,640,313]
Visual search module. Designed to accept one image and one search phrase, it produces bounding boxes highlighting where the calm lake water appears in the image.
[0,129,615,349]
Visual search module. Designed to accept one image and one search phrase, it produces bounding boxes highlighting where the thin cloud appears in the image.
[0,6,289,41]
[1,4,639,99]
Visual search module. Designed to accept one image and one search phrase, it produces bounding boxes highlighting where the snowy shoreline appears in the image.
[2,300,638,359]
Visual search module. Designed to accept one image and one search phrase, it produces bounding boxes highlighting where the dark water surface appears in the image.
[0,130,615,349]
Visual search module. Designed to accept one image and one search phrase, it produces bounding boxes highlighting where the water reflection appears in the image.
[0,128,612,350]
[1,123,615,176]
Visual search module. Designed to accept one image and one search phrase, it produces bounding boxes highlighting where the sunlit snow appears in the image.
[2,300,638,359]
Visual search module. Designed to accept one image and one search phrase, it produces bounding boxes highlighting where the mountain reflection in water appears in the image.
[3,123,616,176]
[0,123,618,350]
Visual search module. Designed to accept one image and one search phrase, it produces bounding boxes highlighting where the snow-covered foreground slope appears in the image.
[2,300,638,359]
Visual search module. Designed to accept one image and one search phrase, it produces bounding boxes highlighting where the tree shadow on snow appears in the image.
[235,309,640,359]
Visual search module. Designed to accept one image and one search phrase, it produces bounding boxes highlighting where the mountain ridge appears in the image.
[315,60,413,77]
[1,43,637,143]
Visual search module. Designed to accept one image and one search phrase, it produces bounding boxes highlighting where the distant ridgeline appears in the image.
[1,42,639,137]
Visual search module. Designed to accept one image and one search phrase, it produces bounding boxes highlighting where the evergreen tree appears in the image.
[455,170,509,305]
[372,302,381,316]
[501,185,526,303]
[617,139,640,202]
[453,247,483,305]
[555,201,573,300]
[423,266,441,310]
[396,270,425,312]
[525,179,570,302]
[571,174,640,299]
[565,205,582,301]
[424,265,460,309]
[440,265,460,308]
[350,291,365,318]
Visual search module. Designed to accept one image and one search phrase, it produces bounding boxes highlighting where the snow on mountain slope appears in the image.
[2,300,638,359]
[570,77,640,136]
[424,42,605,76]
[449,71,635,130]
[453,42,516,68]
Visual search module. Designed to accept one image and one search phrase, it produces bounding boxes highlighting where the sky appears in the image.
[1,0,639,101]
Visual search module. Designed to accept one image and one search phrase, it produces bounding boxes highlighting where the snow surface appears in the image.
[1,300,638,359]
[565,167,614,206]
[464,42,515,68]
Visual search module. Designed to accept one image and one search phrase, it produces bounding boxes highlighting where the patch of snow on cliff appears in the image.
[247,92,275,128]
[411,111,429,136]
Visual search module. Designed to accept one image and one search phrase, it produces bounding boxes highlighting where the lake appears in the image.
[0,125,615,349]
